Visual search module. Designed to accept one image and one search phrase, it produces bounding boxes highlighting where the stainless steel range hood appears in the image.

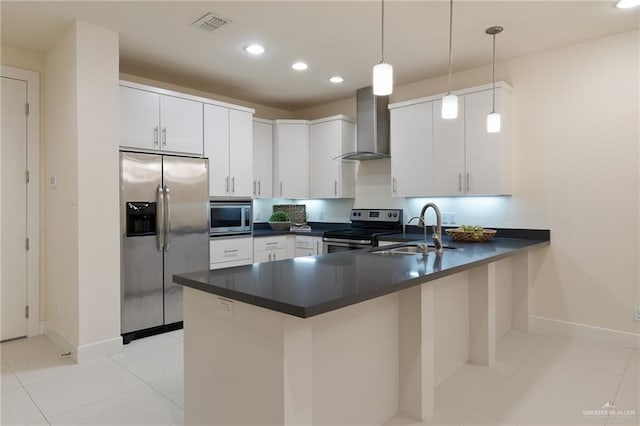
[339,86,390,161]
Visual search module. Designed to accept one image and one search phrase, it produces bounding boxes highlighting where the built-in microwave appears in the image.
[210,200,252,237]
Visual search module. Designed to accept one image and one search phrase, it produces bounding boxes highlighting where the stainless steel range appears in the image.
[323,209,403,253]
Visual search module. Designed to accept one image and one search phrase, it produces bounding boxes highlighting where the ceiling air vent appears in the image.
[191,13,230,32]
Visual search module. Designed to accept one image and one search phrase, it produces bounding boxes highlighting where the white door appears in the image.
[390,102,434,197]
[1,77,28,341]
[160,95,203,155]
[432,98,466,195]
[119,86,160,151]
[464,89,504,195]
[204,104,230,196]
[229,109,253,197]
[310,120,340,198]
[252,120,273,198]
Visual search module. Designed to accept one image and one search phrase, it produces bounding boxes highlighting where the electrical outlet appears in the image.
[634,306,640,322]
[442,212,457,225]
[218,297,233,318]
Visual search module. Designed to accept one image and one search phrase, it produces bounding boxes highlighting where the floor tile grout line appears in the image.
[458,335,552,421]
[106,352,185,412]
[604,351,634,426]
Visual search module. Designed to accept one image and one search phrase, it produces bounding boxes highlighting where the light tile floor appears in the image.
[1,329,637,426]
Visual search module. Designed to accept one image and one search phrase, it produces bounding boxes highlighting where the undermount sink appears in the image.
[370,244,457,256]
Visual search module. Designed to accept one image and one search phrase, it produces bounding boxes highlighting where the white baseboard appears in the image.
[43,323,76,358]
[77,336,123,363]
[529,316,640,350]
[44,322,123,363]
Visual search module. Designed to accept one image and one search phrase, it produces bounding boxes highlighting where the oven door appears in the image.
[322,237,372,254]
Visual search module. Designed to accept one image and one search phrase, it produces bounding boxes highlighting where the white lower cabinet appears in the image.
[294,235,323,257]
[253,236,291,263]
[209,237,253,270]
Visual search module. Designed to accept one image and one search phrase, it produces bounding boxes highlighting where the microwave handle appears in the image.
[164,185,171,252]
[156,185,165,252]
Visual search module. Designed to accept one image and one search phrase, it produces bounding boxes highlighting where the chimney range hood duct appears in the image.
[338,86,390,161]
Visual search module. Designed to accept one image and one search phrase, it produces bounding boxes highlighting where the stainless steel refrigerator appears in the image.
[120,152,208,341]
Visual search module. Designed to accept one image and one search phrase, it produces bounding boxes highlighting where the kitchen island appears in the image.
[175,233,549,425]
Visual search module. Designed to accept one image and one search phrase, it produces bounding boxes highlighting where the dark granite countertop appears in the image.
[175,233,550,319]
[252,221,348,238]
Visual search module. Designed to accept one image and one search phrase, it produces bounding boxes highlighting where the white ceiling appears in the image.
[2,1,638,110]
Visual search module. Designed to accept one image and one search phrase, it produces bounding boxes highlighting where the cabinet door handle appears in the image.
[253,181,256,195]
[224,249,239,255]
[334,180,338,196]
[280,181,283,196]
[273,252,277,261]
[316,241,320,254]
[466,172,471,192]
[458,173,463,193]
[162,127,167,146]
[268,252,272,262]
[232,176,235,193]
[266,242,278,246]
[258,180,261,195]
[392,177,397,195]
[154,126,159,146]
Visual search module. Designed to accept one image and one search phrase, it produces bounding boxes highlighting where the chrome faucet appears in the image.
[418,202,443,254]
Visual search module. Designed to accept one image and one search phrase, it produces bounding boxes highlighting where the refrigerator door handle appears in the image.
[156,185,165,252]
[164,185,171,252]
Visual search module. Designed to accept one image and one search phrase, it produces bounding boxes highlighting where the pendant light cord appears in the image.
[447,0,454,94]
[381,0,385,62]
[492,33,496,113]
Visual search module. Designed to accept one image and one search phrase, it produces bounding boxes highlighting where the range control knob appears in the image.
[388,212,392,217]
[393,213,398,218]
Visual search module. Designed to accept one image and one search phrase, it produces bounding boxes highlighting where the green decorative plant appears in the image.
[269,211,290,222]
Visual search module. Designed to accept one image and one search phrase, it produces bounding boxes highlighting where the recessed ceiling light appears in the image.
[616,0,640,8]
[244,44,265,55]
[329,76,344,84]
[291,62,308,71]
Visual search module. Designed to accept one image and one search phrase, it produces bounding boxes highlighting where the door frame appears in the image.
[1,65,40,337]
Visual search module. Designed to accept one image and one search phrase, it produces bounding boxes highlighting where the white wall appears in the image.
[44,21,121,360]
[297,30,640,335]
[75,21,120,351]
[44,24,80,345]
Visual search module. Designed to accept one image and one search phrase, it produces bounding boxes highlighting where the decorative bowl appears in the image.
[268,221,291,231]
[445,228,497,242]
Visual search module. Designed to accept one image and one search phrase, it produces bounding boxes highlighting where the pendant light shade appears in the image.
[441,0,458,119]
[441,94,458,119]
[373,62,393,96]
[485,26,503,133]
[373,0,393,96]
[486,112,501,133]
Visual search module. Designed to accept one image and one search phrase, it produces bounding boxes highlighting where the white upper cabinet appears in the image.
[273,120,310,199]
[229,109,254,197]
[390,101,434,197]
[204,104,230,196]
[119,85,203,156]
[253,119,273,198]
[463,88,511,195]
[204,104,254,197]
[309,116,356,199]
[390,82,512,197]
[432,97,466,195]
[159,95,203,155]
[119,86,160,151]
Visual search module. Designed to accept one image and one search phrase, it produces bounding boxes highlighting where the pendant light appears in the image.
[441,0,458,119]
[373,0,393,96]
[486,26,503,133]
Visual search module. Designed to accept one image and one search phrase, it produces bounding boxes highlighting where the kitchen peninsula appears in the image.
[174,233,549,425]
